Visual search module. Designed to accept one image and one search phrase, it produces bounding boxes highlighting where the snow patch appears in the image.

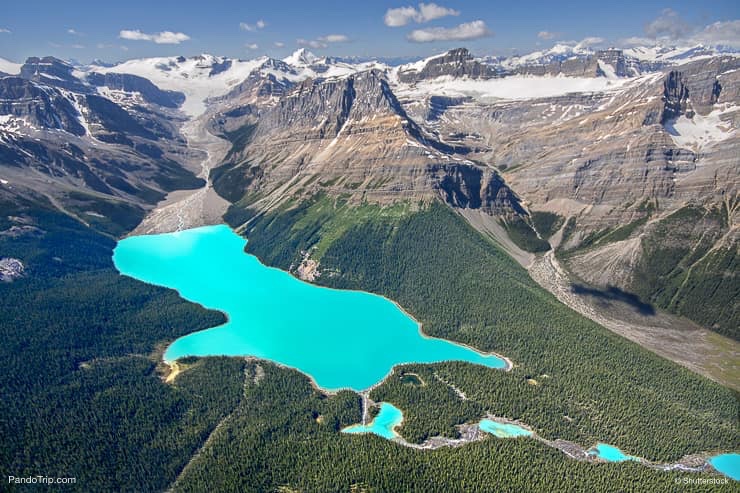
[0,57,21,75]
[63,90,92,137]
[394,74,631,102]
[665,105,738,151]
[597,60,618,80]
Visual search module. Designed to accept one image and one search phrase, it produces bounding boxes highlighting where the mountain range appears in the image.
[1,37,739,491]
[1,41,737,366]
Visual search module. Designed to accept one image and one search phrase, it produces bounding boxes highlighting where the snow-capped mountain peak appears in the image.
[89,54,268,116]
[284,48,319,67]
[621,43,730,62]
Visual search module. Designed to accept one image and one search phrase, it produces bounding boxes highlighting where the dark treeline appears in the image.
[559,204,738,340]
[175,360,726,493]
[1,192,737,492]
[243,199,739,462]
[0,202,242,492]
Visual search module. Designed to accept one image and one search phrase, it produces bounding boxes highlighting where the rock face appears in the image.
[0,59,203,233]
[428,56,736,334]
[210,49,738,333]
[2,45,737,333]
[86,72,185,108]
[513,55,601,77]
[398,48,499,83]
[512,49,630,77]
[397,48,634,83]
[212,69,526,222]
[595,49,627,76]
[20,57,89,93]
[0,77,86,135]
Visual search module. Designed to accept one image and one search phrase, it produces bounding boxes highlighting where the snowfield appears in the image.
[393,74,632,102]
[665,104,738,151]
[0,57,21,75]
[92,55,268,116]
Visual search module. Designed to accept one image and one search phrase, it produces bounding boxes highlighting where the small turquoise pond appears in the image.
[709,454,740,481]
[588,443,638,462]
[479,420,532,438]
[113,225,507,391]
[342,403,403,439]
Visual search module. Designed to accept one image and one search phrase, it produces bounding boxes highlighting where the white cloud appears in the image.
[246,43,259,50]
[645,8,692,40]
[620,36,656,47]
[67,28,82,36]
[537,31,560,40]
[319,34,349,43]
[297,33,349,49]
[119,29,190,44]
[97,43,129,51]
[384,2,459,27]
[0,28,11,34]
[274,41,285,48]
[385,7,418,27]
[407,20,491,43]
[71,44,85,49]
[689,20,740,49]
[418,3,459,22]
[297,38,327,49]
[574,36,604,49]
[634,10,740,49]
[240,20,266,32]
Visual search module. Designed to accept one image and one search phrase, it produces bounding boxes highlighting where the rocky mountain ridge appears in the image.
[0,56,204,236]
[204,48,738,336]
[1,44,737,335]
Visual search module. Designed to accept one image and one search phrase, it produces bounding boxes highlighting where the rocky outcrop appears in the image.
[0,61,204,226]
[513,49,629,78]
[658,71,690,123]
[86,72,185,108]
[213,68,523,221]
[398,48,499,83]
[596,49,627,76]
[430,163,525,215]
[20,57,90,93]
[0,77,85,135]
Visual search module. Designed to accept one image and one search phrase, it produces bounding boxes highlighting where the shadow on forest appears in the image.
[571,284,656,316]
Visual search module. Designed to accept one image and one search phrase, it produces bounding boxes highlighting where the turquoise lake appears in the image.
[709,454,740,481]
[112,225,507,391]
[588,443,638,462]
[478,420,533,438]
[342,403,403,439]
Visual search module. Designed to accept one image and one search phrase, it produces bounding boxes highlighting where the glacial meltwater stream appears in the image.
[113,225,507,392]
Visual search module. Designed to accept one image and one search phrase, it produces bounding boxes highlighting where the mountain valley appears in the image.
[1,38,738,491]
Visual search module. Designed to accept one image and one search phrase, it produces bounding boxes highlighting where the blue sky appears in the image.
[1,1,738,62]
